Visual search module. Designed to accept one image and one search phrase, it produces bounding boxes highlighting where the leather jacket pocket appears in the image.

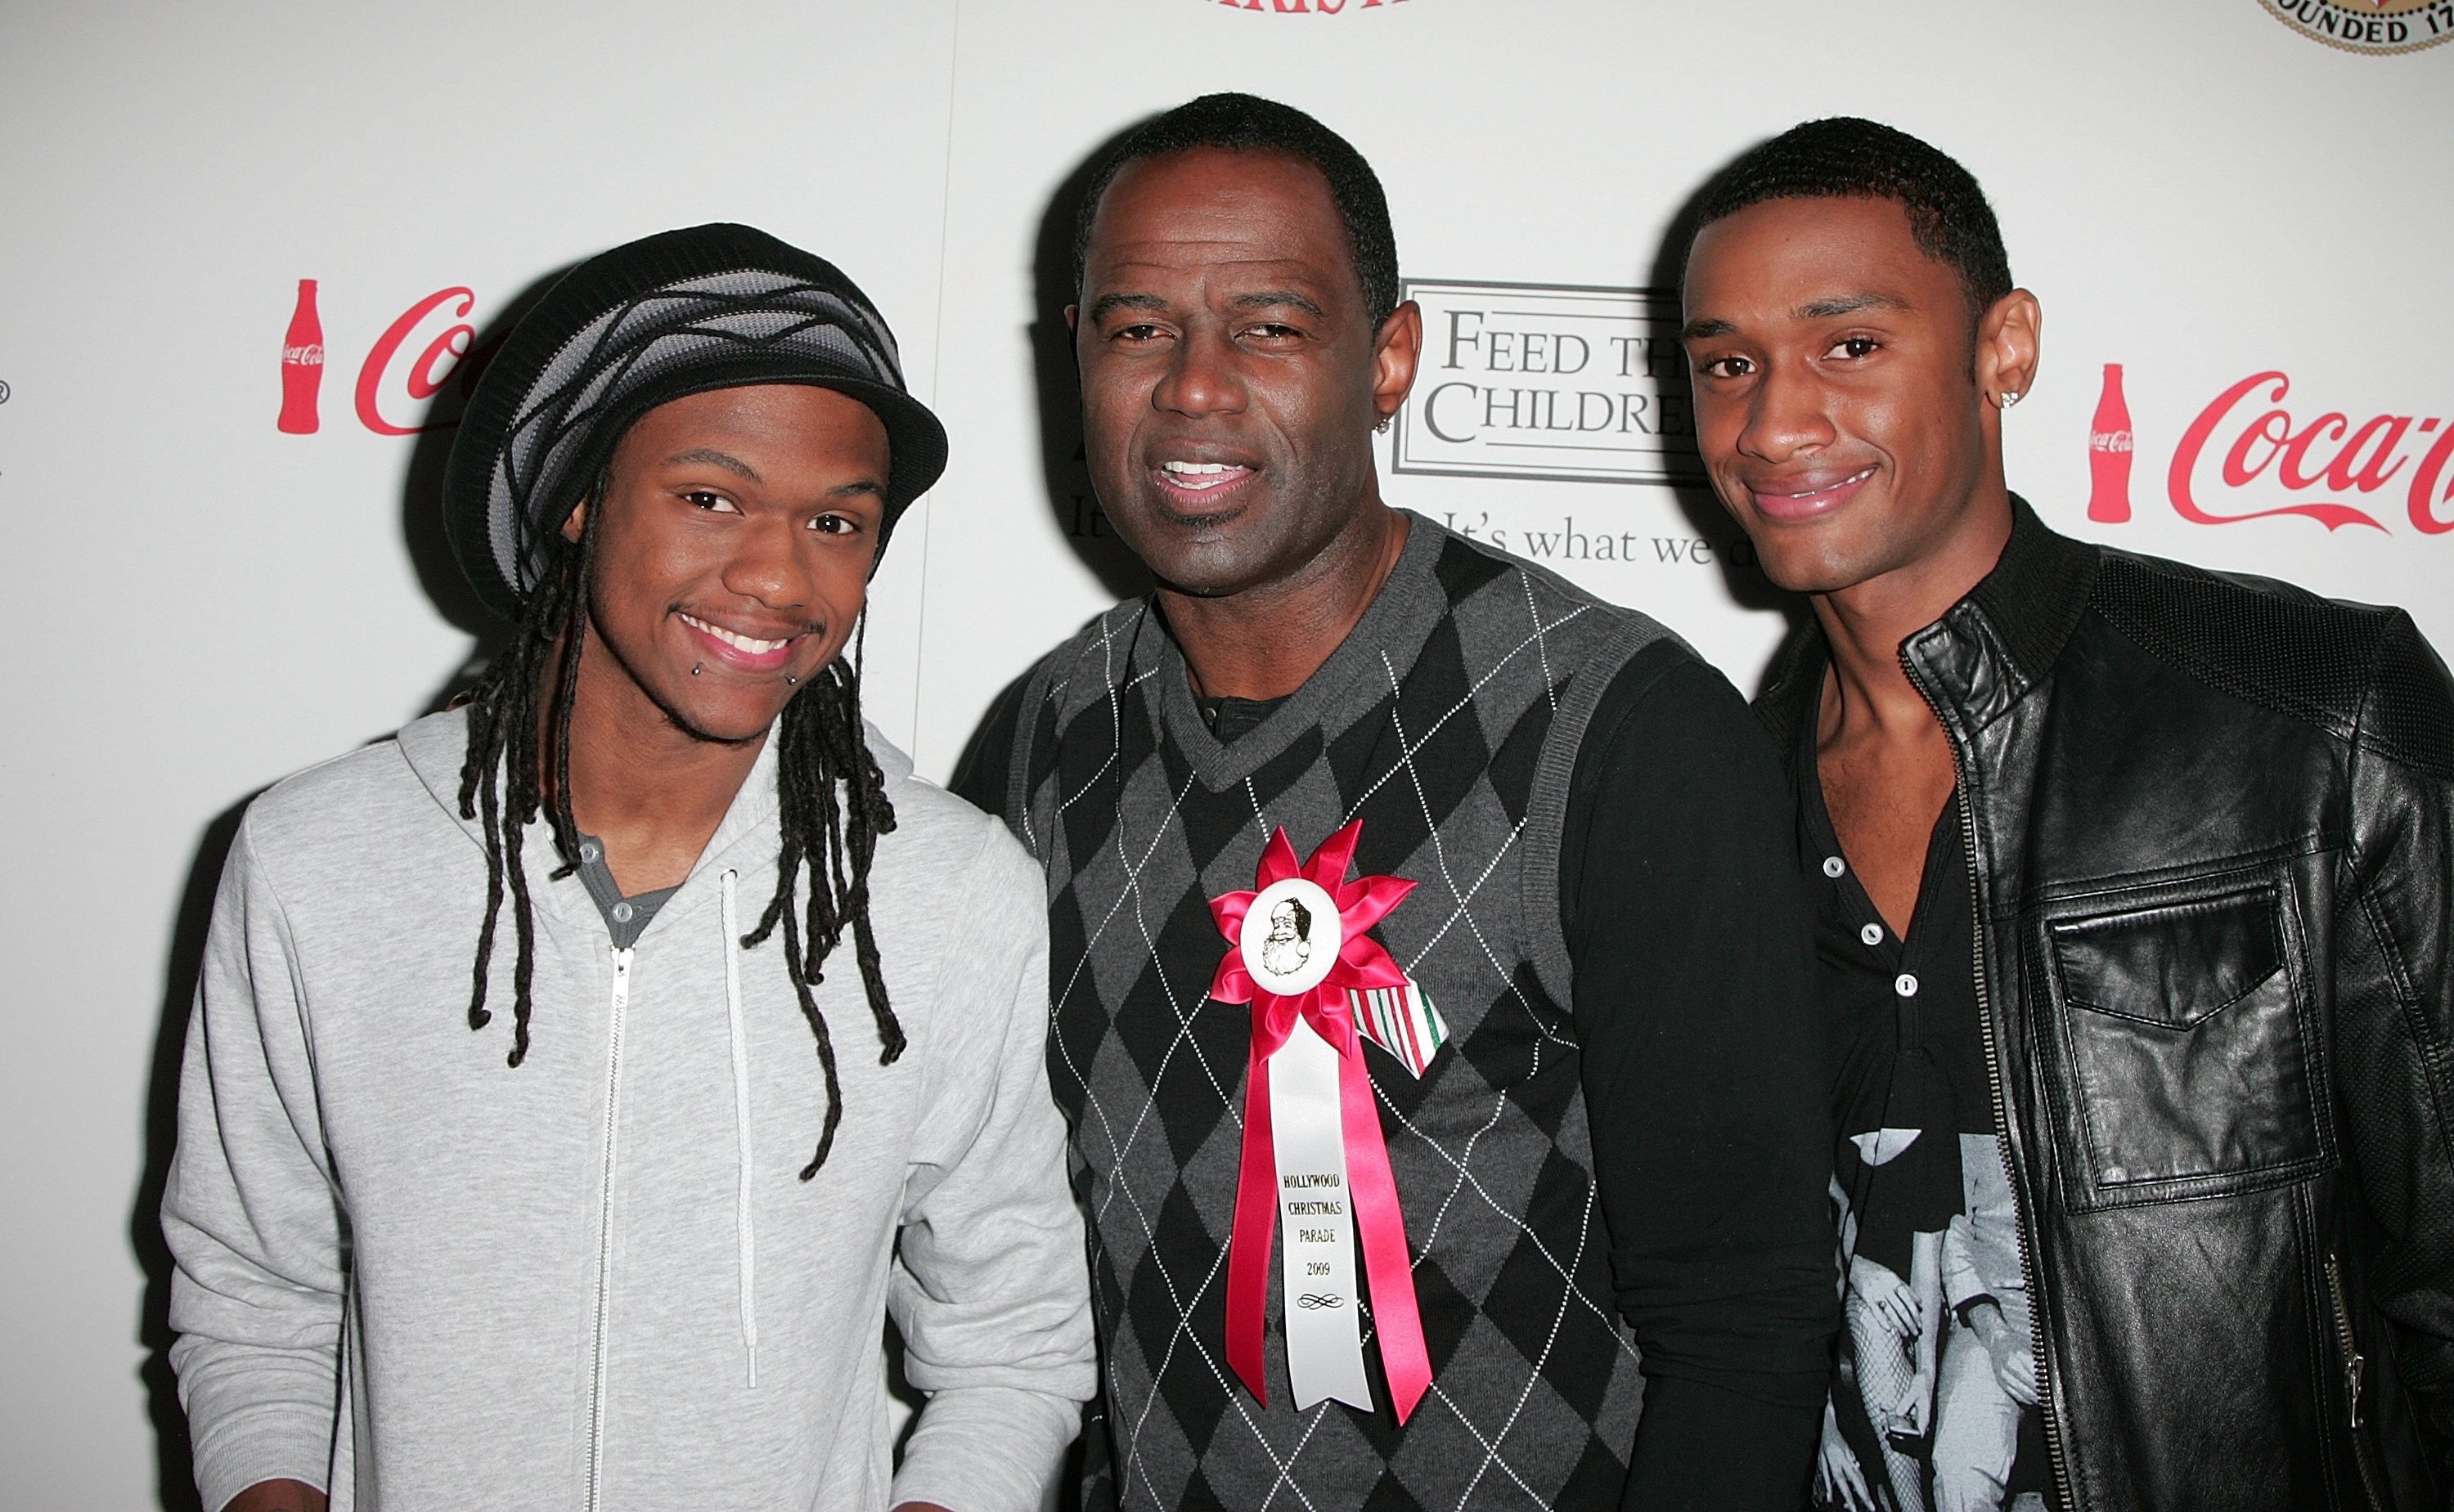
[2046,875,2329,1207]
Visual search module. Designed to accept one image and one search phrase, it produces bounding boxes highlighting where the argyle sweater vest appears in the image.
[1002,517,1671,1510]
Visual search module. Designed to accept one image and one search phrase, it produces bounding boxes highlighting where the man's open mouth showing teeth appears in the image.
[1158,460,1254,493]
[680,612,795,655]
[1765,466,1875,500]
[1747,465,1877,522]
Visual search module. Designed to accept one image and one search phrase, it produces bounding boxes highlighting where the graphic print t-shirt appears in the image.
[1798,715,2051,1512]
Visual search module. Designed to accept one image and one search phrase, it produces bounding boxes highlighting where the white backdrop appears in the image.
[2,3,2447,1505]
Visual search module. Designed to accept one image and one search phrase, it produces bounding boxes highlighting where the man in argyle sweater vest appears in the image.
[960,96,1834,1510]
[1005,518,1669,1507]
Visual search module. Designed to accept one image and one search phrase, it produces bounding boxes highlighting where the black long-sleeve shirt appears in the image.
[1557,640,1836,1510]
[955,637,1836,1512]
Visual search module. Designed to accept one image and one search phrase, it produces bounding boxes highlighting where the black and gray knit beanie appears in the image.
[443,222,948,621]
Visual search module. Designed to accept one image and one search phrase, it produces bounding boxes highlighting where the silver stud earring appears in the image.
[1999,390,2021,408]
[1375,415,1392,434]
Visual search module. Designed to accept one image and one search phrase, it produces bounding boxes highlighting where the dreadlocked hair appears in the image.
[454,486,902,1179]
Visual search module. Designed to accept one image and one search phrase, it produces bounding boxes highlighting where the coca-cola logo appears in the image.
[2258,0,2453,53]
[276,280,497,437]
[2168,371,2452,534]
[355,287,481,436]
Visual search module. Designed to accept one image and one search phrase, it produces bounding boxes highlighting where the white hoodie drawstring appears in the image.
[719,868,760,1389]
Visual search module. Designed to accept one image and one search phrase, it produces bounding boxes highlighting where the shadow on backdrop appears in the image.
[1027,123,1157,607]
[951,122,1160,801]
[400,266,573,711]
[132,264,564,1511]
[1643,157,1809,698]
[133,794,254,1512]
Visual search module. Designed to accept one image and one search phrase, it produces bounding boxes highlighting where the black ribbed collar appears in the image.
[1755,495,2101,759]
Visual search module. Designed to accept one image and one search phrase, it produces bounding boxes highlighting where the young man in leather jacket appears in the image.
[1678,117,2454,1512]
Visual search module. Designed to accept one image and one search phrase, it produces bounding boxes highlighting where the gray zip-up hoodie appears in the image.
[164,708,1094,1512]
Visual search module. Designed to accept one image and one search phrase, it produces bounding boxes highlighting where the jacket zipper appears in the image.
[1952,783,2076,1512]
[585,944,635,1512]
[1903,651,2079,1510]
[2326,1253,2386,1511]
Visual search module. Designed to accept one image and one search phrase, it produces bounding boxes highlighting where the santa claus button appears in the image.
[1238,877,1345,998]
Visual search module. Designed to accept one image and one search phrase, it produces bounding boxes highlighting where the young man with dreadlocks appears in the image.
[163,224,1094,1512]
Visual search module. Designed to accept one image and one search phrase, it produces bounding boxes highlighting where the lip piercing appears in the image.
[690,663,703,676]
[785,674,798,685]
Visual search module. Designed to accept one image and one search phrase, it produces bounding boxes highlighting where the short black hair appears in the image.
[1685,117,2013,322]
[1073,92,1400,330]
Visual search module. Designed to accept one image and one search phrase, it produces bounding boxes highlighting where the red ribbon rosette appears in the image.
[1207,819,1432,1424]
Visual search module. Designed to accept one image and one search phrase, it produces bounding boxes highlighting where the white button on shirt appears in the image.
[1823,855,1847,878]
[1894,973,1919,998]
[1861,923,1885,947]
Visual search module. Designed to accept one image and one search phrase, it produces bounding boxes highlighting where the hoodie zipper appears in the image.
[2326,1253,2385,1511]
[1903,649,2078,1511]
[585,944,635,1512]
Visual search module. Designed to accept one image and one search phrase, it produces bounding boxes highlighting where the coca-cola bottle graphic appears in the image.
[2087,362,2133,523]
[278,279,324,434]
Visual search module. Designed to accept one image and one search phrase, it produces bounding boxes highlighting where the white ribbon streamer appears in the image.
[1269,1015,1374,1412]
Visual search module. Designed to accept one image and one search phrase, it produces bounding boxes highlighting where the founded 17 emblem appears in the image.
[2258,0,2453,53]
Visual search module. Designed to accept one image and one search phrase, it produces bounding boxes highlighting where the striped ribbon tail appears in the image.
[1349,976,1448,1079]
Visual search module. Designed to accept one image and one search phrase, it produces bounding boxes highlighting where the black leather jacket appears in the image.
[1757,500,2454,1511]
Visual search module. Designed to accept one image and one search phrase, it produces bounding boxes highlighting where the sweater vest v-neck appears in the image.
[1002,516,1674,1510]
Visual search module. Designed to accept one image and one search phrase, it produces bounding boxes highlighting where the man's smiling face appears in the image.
[566,384,889,747]
[1681,195,2001,596]
[1072,146,1412,599]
